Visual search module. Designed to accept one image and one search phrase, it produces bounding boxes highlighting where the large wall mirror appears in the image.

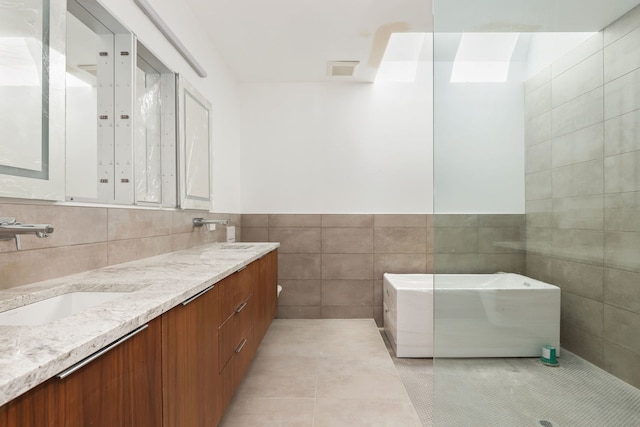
[177,76,212,210]
[65,0,177,207]
[0,0,209,210]
[0,0,65,200]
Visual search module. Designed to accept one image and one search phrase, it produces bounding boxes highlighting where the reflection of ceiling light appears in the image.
[0,37,40,86]
[375,33,428,83]
[451,33,519,83]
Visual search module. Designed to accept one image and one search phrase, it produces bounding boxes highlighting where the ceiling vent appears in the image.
[327,61,359,77]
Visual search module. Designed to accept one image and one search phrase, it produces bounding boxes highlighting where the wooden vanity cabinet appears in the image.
[162,281,222,427]
[0,248,279,427]
[61,317,163,427]
[0,319,162,427]
[255,250,278,344]
[217,262,257,410]
[0,378,60,427]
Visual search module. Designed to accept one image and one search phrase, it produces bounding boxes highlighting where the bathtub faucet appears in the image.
[0,217,55,250]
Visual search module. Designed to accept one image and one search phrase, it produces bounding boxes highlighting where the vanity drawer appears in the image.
[219,327,254,411]
[218,294,253,372]
[219,262,257,324]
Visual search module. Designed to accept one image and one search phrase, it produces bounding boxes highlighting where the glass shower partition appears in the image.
[431,0,640,425]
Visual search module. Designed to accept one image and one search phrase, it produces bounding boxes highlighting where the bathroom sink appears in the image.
[0,292,129,326]
[220,244,254,250]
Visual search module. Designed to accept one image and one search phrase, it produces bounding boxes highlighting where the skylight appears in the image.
[450,33,520,83]
[375,33,429,83]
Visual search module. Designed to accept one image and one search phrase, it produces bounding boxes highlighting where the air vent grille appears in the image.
[327,61,359,77]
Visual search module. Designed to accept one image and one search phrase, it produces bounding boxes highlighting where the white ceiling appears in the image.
[184,0,640,83]
[184,0,433,83]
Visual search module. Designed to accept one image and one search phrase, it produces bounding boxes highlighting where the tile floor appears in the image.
[219,319,422,426]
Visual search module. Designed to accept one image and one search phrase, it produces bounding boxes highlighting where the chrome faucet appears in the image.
[0,217,55,250]
[192,218,229,227]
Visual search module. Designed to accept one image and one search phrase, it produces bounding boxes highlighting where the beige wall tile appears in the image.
[373,306,383,327]
[478,227,524,254]
[432,254,478,274]
[322,214,373,228]
[278,280,322,306]
[269,227,321,253]
[374,280,383,305]
[322,280,373,306]
[552,52,603,108]
[171,210,203,234]
[269,214,321,227]
[604,304,640,354]
[241,214,269,227]
[561,291,604,337]
[433,228,478,254]
[278,254,322,280]
[277,306,322,319]
[374,214,428,228]
[241,227,269,242]
[322,228,373,254]
[551,258,604,301]
[604,231,640,271]
[561,322,604,368]
[108,208,173,240]
[604,268,640,314]
[604,342,640,388]
[322,254,373,280]
[0,204,107,250]
[605,192,640,232]
[374,254,428,278]
[0,243,108,290]
[171,231,211,251]
[108,236,173,265]
[476,254,525,274]
[604,4,640,46]
[433,214,478,228]
[374,228,427,254]
[553,32,603,77]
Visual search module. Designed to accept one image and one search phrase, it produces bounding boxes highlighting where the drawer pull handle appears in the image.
[181,284,215,306]
[57,324,149,380]
[235,301,248,313]
[235,338,248,353]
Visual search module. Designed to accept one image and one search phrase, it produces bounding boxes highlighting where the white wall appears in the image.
[238,75,433,213]
[100,0,243,212]
[433,59,526,214]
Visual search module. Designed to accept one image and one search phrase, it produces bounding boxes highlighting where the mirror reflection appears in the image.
[178,76,212,210]
[0,0,47,179]
[65,11,99,200]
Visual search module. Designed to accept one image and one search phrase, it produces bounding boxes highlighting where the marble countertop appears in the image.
[0,242,279,407]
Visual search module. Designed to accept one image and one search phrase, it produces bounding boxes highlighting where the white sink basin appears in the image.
[0,292,129,326]
[220,244,254,250]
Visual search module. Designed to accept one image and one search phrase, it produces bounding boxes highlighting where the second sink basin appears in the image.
[0,292,129,326]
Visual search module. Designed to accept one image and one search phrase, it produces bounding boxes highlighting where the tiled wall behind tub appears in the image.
[525,3,640,388]
[0,202,239,290]
[241,214,524,326]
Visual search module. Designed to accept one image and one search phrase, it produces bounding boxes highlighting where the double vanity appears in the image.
[0,242,279,426]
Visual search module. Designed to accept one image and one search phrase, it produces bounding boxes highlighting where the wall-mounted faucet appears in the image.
[192,218,228,227]
[0,217,55,250]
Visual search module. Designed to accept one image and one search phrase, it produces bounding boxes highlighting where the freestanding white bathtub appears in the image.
[383,273,560,358]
